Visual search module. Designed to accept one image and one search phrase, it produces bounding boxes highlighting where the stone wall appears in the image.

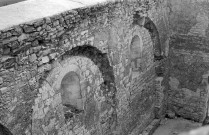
[168,0,209,36]
[168,0,209,122]
[0,0,169,135]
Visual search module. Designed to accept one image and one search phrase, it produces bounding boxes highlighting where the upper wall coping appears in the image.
[0,0,109,30]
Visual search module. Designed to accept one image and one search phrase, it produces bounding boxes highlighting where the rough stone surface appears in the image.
[0,0,171,135]
[41,56,50,64]
[167,0,209,123]
[168,49,209,122]
[29,54,37,63]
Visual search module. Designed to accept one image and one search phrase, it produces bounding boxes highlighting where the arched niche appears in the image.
[130,35,143,77]
[61,71,83,113]
[33,45,117,133]
[133,13,163,60]
[61,45,117,128]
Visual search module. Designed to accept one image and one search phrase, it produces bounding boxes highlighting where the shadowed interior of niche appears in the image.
[61,71,84,120]
[130,35,142,74]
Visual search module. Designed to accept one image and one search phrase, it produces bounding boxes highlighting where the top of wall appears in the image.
[0,0,108,30]
[0,0,26,7]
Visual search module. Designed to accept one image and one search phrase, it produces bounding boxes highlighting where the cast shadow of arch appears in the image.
[0,123,13,135]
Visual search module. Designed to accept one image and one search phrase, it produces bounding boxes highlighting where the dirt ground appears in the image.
[152,118,202,135]
[0,0,26,7]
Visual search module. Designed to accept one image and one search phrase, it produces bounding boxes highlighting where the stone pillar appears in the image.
[154,77,165,118]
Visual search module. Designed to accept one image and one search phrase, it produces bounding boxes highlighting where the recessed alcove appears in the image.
[61,71,84,118]
[130,35,143,78]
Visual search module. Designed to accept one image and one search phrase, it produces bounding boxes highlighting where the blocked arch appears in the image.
[133,13,163,60]
[62,44,117,124]
[32,45,117,133]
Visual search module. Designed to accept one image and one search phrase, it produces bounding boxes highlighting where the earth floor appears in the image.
[152,118,202,135]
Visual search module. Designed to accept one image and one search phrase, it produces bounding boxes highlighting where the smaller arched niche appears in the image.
[130,35,143,77]
[61,71,83,119]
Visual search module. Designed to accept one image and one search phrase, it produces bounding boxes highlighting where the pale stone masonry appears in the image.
[0,0,209,135]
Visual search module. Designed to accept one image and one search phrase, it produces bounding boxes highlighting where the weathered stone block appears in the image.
[0,87,8,93]
[2,57,15,69]
[2,36,18,45]
[33,19,45,27]
[18,33,29,41]
[38,64,52,73]
[49,53,57,60]
[9,40,19,50]
[41,56,50,64]
[41,49,51,56]
[2,47,10,55]
[29,54,37,63]
[53,20,59,27]
[23,25,36,33]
